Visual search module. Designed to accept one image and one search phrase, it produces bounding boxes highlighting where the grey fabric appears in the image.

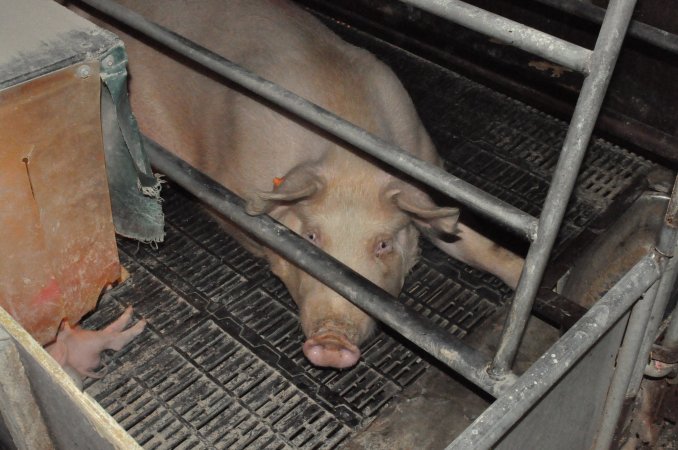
[100,45,164,243]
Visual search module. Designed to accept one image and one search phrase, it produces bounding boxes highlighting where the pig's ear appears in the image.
[246,166,323,215]
[388,186,460,236]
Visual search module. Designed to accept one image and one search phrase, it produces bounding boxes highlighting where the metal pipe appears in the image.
[78,0,538,241]
[489,0,639,376]
[596,198,678,449]
[446,253,663,450]
[625,183,678,397]
[400,0,591,73]
[591,279,661,450]
[532,0,678,55]
[659,179,678,347]
[143,136,517,397]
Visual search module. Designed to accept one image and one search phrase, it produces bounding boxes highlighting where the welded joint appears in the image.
[527,219,539,242]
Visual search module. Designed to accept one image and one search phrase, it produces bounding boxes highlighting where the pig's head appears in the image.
[246,161,459,369]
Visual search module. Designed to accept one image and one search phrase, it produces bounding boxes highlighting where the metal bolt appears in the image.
[77,65,91,78]
[103,55,115,67]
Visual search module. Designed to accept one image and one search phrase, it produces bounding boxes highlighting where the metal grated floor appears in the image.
[80,10,652,449]
[82,184,506,449]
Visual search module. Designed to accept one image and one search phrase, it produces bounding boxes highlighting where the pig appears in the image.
[46,306,146,387]
[70,0,524,368]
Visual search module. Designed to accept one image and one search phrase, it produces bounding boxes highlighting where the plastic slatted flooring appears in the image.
[82,13,651,450]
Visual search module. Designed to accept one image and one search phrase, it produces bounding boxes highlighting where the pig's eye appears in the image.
[375,239,393,257]
[305,231,319,244]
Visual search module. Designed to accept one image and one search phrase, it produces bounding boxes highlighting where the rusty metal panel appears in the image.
[0,63,120,344]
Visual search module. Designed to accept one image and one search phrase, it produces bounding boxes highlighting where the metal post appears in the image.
[143,137,517,397]
[489,0,639,377]
[593,184,678,449]
[399,0,591,73]
[446,253,663,450]
[591,280,660,450]
[658,182,678,348]
[624,180,678,398]
[78,0,538,240]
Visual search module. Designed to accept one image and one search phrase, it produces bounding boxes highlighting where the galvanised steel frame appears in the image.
[80,0,677,447]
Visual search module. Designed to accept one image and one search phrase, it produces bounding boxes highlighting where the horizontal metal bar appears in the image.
[143,136,517,397]
[446,252,663,450]
[489,0,638,376]
[400,0,591,73]
[533,0,678,55]
[79,0,538,241]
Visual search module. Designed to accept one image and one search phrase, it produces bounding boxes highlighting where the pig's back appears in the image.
[102,0,438,194]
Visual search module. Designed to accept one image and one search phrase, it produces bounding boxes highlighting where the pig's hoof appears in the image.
[303,332,361,369]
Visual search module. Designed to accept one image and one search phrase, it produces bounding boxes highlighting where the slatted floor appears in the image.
[81,8,651,449]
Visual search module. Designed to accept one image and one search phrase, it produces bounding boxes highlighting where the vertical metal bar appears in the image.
[626,225,678,398]
[591,280,661,450]
[625,182,678,396]
[592,178,678,449]
[662,292,678,347]
[489,0,639,377]
[656,179,678,348]
[446,254,662,450]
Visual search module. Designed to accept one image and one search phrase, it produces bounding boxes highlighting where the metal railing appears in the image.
[78,0,675,447]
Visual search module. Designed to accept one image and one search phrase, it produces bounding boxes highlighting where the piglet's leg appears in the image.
[46,306,146,382]
[105,313,146,352]
[430,223,525,289]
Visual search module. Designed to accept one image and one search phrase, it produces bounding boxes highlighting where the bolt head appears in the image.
[77,65,91,78]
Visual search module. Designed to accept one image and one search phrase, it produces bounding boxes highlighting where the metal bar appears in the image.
[78,0,538,241]
[660,178,678,348]
[489,0,639,376]
[626,182,678,396]
[143,136,517,397]
[400,0,591,73]
[532,0,678,55]
[591,280,660,450]
[446,253,663,450]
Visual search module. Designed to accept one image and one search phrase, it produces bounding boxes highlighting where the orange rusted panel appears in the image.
[0,62,120,344]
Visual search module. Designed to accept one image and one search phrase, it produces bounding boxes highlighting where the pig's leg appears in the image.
[429,223,524,289]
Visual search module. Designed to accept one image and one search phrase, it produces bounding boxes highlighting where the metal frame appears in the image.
[78,0,676,447]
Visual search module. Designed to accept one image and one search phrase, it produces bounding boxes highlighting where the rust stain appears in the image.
[528,60,570,78]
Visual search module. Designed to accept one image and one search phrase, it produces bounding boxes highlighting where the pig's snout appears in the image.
[303,330,361,369]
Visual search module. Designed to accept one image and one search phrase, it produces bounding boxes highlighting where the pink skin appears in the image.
[303,332,361,369]
[70,0,525,369]
[46,306,146,380]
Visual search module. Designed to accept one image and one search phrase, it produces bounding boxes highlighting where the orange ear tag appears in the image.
[273,177,285,189]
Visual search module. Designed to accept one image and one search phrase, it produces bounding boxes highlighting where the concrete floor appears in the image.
[341,313,561,449]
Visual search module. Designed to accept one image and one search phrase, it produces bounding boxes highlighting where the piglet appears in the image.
[46,306,146,387]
